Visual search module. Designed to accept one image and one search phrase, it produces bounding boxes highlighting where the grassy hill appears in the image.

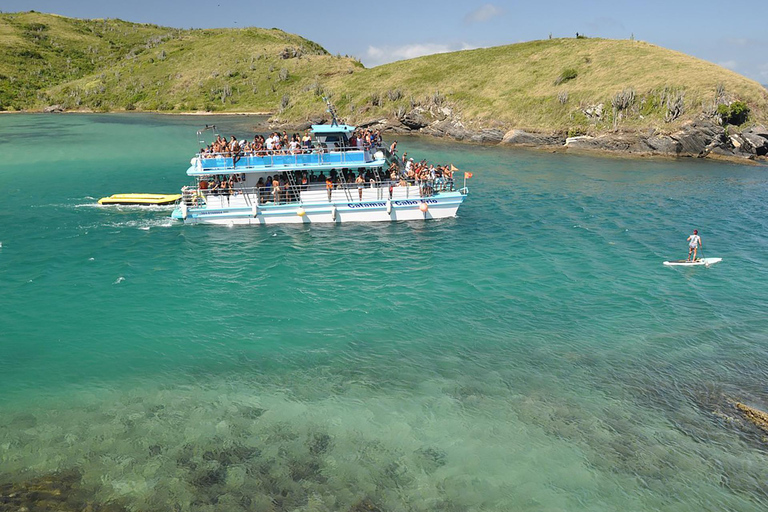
[300,38,768,133]
[2,12,767,135]
[0,11,360,113]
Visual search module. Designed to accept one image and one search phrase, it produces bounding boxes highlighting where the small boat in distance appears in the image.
[99,193,182,205]
[171,101,470,225]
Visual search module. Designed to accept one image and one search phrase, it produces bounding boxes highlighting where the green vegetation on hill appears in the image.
[0,11,358,113]
[303,38,768,132]
[2,12,767,135]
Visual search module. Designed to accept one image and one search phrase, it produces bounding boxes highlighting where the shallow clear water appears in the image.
[1,114,768,511]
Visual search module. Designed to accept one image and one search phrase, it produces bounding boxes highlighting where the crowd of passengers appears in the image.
[198,155,456,204]
[199,128,384,162]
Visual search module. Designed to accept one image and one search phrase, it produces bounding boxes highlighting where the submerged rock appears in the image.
[0,469,127,512]
[735,402,768,434]
[348,497,384,512]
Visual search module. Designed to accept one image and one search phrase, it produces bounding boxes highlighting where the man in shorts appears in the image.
[687,229,702,261]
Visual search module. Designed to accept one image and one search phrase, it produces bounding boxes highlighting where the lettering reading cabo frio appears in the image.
[346,199,438,209]
[395,199,437,206]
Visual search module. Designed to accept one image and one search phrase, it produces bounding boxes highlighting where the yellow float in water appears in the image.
[98,194,182,205]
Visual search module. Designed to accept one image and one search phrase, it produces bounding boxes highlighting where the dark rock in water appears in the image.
[308,432,332,455]
[502,129,565,146]
[348,497,384,512]
[191,467,227,488]
[414,446,447,474]
[735,402,768,434]
[9,413,37,429]
[0,469,127,512]
[288,458,324,482]
[242,405,266,419]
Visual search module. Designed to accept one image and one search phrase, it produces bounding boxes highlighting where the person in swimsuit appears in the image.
[687,229,702,261]
[356,174,365,201]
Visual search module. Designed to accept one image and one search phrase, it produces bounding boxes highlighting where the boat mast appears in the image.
[197,124,219,146]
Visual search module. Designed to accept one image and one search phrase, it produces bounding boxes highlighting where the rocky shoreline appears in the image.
[350,107,768,163]
[29,105,768,163]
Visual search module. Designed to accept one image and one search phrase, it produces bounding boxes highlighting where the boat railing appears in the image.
[191,178,456,205]
[195,144,385,172]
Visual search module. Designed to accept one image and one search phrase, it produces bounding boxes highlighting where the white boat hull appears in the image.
[173,187,466,225]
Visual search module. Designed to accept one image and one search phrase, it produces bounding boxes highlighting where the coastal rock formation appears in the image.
[400,108,430,130]
[553,119,766,160]
[642,134,681,154]
[466,128,505,143]
[565,134,637,152]
[738,125,768,156]
[294,107,766,163]
[501,129,565,146]
[671,120,726,156]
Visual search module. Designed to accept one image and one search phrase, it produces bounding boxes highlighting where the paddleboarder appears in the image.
[687,229,702,261]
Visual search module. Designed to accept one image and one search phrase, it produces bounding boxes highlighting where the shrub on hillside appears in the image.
[717,101,749,125]
[554,68,578,85]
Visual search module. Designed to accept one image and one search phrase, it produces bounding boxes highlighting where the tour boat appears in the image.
[171,115,469,225]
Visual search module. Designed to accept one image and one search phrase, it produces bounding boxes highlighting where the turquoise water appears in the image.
[1,113,768,511]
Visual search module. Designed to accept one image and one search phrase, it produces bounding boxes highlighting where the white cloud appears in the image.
[365,42,477,67]
[726,38,750,47]
[717,60,738,70]
[464,3,505,24]
[759,63,768,80]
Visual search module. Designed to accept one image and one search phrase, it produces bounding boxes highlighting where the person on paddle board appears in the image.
[687,229,702,261]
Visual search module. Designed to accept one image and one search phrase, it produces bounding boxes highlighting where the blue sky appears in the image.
[3,0,767,83]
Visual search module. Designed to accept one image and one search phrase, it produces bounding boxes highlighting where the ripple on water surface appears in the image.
[1,115,768,511]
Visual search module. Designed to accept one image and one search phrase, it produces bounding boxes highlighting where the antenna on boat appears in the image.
[197,124,218,145]
[323,97,339,127]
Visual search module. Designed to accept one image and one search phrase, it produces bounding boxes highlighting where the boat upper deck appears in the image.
[188,147,386,176]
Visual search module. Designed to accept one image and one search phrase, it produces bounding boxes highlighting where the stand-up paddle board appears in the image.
[663,257,722,267]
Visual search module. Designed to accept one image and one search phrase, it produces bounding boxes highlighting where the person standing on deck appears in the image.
[229,136,241,167]
[687,229,702,261]
[326,176,334,202]
[356,173,365,201]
